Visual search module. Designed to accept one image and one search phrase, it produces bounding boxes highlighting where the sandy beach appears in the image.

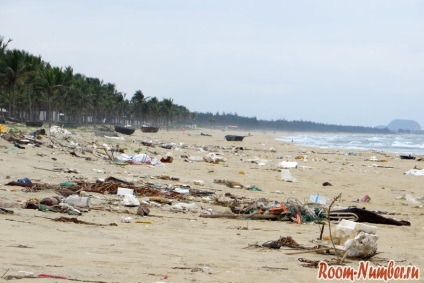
[0,126,423,283]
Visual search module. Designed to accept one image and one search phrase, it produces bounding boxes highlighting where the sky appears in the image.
[1,0,424,128]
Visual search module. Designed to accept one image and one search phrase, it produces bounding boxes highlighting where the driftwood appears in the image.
[285,246,346,255]
[51,216,117,226]
[200,213,285,220]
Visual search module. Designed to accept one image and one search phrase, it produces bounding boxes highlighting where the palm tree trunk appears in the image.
[48,92,52,127]
[28,88,33,121]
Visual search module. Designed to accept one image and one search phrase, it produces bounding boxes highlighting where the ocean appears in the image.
[276,134,424,155]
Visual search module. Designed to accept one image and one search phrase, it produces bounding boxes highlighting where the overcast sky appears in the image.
[1,0,424,127]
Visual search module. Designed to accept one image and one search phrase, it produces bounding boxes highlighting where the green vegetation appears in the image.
[0,35,391,134]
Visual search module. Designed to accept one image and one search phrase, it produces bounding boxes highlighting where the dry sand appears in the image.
[0,126,423,283]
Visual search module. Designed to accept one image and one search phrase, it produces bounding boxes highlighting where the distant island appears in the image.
[386,119,422,133]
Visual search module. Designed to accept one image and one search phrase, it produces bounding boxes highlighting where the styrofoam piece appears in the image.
[117,187,134,196]
[121,194,140,207]
[333,219,377,246]
[344,232,378,258]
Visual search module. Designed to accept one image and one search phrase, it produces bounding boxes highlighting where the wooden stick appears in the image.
[32,166,61,172]
[285,247,346,255]
[328,193,342,261]
[200,213,279,219]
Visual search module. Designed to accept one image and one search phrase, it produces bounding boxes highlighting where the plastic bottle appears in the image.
[63,196,90,209]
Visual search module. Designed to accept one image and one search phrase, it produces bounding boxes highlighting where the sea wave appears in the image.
[276,134,424,155]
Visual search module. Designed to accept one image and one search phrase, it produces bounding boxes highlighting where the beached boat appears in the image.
[25,121,44,127]
[115,125,136,135]
[400,155,416,160]
[140,126,159,133]
[225,135,245,141]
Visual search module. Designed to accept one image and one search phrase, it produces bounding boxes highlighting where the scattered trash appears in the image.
[278,161,298,169]
[404,169,424,176]
[0,124,7,133]
[330,207,410,226]
[59,181,75,187]
[281,169,298,182]
[62,196,91,210]
[0,207,14,214]
[122,194,140,207]
[214,179,244,188]
[121,217,133,223]
[49,126,72,137]
[40,196,60,206]
[160,155,174,163]
[174,187,190,194]
[203,153,226,163]
[246,185,262,191]
[171,202,199,212]
[331,219,378,258]
[398,194,421,204]
[117,187,134,196]
[6,178,34,187]
[360,194,371,202]
[308,194,327,205]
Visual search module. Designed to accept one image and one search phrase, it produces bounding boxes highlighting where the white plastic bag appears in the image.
[281,169,298,182]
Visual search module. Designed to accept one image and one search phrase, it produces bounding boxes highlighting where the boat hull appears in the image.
[25,121,44,127]
[225,135,245,141]
[140,126,159,133]
[115,125,136,135]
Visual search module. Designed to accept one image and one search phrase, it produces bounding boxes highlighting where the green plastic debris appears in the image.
[60,181,74,187]
[246,185,262,191]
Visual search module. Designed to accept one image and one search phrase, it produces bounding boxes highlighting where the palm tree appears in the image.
[22,53,44,121]
[36,66,64,127]
[0,36,12,60]
[161,98,174,131]
[131,90,149,125]
[146,97,160,126]
[86,77,105,124]
[0,49,30,119]
[54,66,73,121]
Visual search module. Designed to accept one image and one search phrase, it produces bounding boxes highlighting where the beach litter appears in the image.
[121,194,140,207]
[49,125,72,137]
[395,193,422,204]
[281,169,298,182]
[404,168,424,176]
[307,194,327,205]
[328,219,378,258]
[278,161,298,168]
[121,217,133,223]
[117,187,134,196]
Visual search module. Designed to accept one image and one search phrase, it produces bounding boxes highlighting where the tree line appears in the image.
[194,112,392,134]
[0,36,192,130]
[0,35,392,134]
